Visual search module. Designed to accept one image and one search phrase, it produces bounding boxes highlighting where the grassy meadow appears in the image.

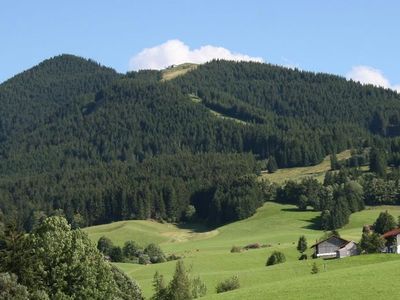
[161,63,198,81]
[85,202,400,299]
[260,150,353,184]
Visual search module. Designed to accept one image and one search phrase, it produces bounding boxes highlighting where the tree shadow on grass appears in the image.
[301,215,322,230]
[176,222,217,233]
[281,207,314,212]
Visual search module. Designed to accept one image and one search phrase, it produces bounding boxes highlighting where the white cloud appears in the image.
[129,39,263,70]
[346,65,399,92]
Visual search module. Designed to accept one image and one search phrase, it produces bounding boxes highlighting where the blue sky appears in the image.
[1,0,399,89]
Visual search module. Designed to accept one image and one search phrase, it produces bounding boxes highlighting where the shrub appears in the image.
[97,236,113,256]
[243,243,260,250]
[191,276,207,298]
[123,240,142,260]
[299,253,308,260]
[167,254,181,261]
[216,275,240,293]
[110,246,124,262]
[138,254,151,265]
[230,246,242,253]
[311,262,319,274]
[144,243,166,263]
[266,251,286,266]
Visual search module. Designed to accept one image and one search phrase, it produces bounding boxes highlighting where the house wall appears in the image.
[316,237,345,257]
[337,241,358,258]
[397,234,400,254]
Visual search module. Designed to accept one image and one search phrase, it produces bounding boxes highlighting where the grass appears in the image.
[161,63,198,81]
[260,150,352,184]
[188,94,249,125]
[85,202,400,299]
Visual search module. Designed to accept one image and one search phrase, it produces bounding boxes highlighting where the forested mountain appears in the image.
[1,54,400,230]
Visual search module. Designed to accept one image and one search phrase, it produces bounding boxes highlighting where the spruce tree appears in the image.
[369,148,387,177]
[330,152,338,170]
[266,156,278,173]
[373,211,396,234]
[296,235,308,254]
[167,260,192,300]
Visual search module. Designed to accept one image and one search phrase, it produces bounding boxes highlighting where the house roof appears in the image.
[310,236,349,248]
[339,240,356,250]
[382,228,400,238]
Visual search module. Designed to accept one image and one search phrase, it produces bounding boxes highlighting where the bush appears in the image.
[167,254,181,261]
[266,251,286,266]
[144,243,166,263]
[216,275,240,293]
[138,254,151,265]
[298,254,308,260]
[123,240,142,260]
[230,246,242,253]
[110,246,124,262]
[243,243,260,250]
[97,236,113,256]
[311,262,319,274]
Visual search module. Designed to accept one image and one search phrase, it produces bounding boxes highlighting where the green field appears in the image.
[85,203,400,299]
[188,94,249,125]
[260,150,352,184]
[161,63,198,81]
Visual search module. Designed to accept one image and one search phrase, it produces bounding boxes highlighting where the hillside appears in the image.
[1,55,400,229]
[85,202,400,298]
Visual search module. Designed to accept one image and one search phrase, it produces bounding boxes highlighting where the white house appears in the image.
[382,228,400,254]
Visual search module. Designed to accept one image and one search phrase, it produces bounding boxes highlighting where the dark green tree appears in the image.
[359,232,385,253]
[373,211,396,235]
[167,260,192,300]
[330,152,339,170]
[123,240,142,260]
[266,156,278,173]
[110,246,124,262]
[296,235,308,255]
[369,148,387,177]
[144,243,166,264]
[97,236,114,256]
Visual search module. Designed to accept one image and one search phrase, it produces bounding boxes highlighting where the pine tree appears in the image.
[311,262,319,274]
[330,152,338,170]
[296,235,308,254]
[266,156,278,173]
[167,260,192,300]
[369,148,387,177]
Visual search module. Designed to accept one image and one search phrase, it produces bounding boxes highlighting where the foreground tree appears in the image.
[0,272,29,300]
[0,216,143,299]
[151,260,206,300]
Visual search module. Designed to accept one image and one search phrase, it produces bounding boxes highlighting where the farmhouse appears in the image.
[311,236,358,258]
[382,228,400,254]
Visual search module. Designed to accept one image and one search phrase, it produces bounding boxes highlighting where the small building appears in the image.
[311,236,358,259]
[382,228,400,254]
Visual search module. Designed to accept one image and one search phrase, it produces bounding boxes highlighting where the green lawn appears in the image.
[85,202,400,299]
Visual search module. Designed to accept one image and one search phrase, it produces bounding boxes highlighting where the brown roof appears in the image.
[382,228,400,238]
[310,236,349,248]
